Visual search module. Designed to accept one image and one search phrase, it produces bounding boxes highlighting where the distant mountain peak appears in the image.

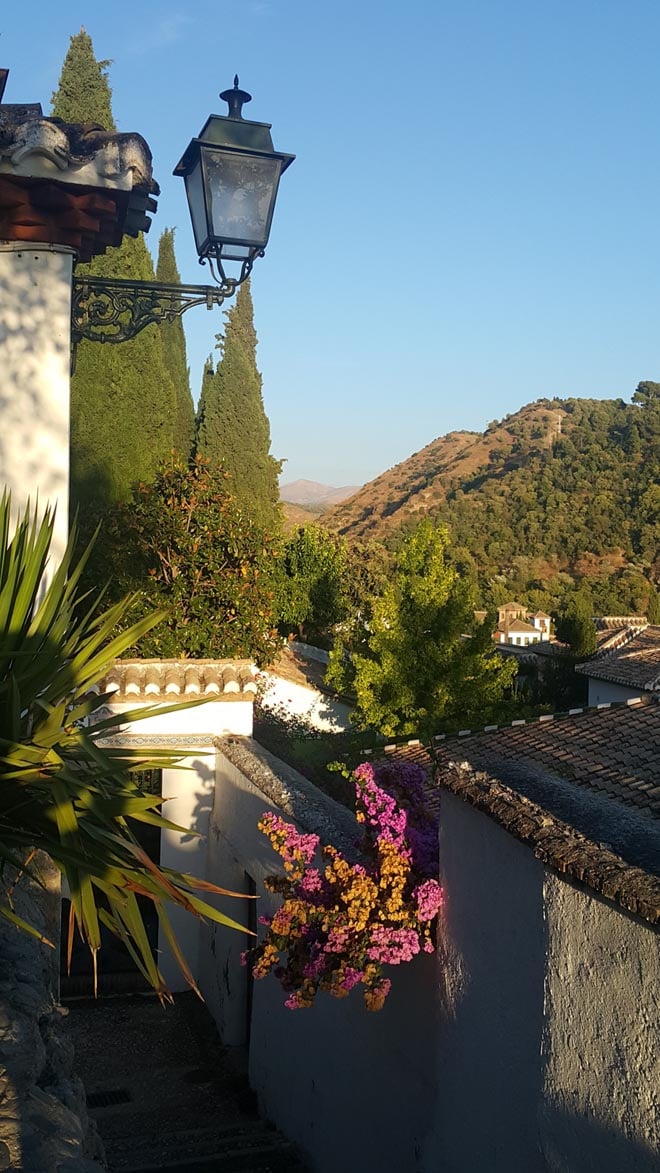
[280,479,361,508]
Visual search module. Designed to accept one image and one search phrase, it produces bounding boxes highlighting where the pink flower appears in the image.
[414,879,443,921]
[367,926,421,964]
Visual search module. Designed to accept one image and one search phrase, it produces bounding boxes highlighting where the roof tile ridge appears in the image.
[359,695,657,758]
[591,622,649,661]
[435,763,660,926]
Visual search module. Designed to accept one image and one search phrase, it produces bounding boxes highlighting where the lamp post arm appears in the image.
[71,274,242,345]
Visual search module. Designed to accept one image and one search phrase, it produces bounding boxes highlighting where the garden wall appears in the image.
[199,738,660,1173]
[0,857,104,1172]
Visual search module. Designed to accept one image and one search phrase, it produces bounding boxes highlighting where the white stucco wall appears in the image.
[539,873,660,1171]
[586,678,646,706]
[427,792,548,1172]
[99,693,253,991]
[259,673,352,733]
[426,790,660,1173]
[0,242,73,571]
[103,697,254,739]
[199,747,660,1173]
[159,754,217,991]
[199,747,439,1173]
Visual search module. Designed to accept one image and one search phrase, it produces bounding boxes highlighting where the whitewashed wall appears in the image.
[0,243,73,571]
[200,740,660,1173]
[258,672,352,733]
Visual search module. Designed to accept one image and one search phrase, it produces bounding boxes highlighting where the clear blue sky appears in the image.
[4,2,660,485]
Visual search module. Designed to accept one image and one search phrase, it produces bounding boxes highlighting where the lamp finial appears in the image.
[220,77,252,119]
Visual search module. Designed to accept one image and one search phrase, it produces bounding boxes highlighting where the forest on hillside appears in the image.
[325,390,660,616]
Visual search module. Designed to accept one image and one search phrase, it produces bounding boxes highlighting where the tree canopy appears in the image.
[327,520,517,741]
[53,30,176,513]
[276,526,350,643]
[94,456,281,665]
[195,282,281,530]
[156,228,195,460]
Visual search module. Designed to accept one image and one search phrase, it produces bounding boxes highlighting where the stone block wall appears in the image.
[0,856,104,1172]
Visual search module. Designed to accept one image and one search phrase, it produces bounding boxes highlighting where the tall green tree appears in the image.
[195,281,281,530]
[52,30,176,513]
[327,520,517,741]
[92,456,281,666]
[277,526,351,642]
[554,587,597,658]
[156,228,195,459]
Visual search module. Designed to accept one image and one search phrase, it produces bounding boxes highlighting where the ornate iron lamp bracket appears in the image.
[71,256,255,345]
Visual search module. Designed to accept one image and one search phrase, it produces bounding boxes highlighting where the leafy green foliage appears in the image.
[156,228,195,459]
[326,394,660,611]
[632,380,660,407]
[92,456,281,665]
[195,282,282,530]
[328,521,517,741]
[276,526,350,643]
[53,31,176,513]
[554,588,597,658]
[51,28,114,129]
[0,496,247,998]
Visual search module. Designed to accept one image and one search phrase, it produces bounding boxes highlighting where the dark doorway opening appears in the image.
[60,769,162,998]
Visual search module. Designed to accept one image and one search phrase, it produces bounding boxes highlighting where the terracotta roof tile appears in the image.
[577,625,660,690]
[359,700,660,925]
[95,659,258,701]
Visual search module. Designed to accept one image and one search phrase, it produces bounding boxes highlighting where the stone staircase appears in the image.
[64,993,309,1173]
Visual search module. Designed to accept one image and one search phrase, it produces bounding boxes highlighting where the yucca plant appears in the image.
[0,493,248,1001]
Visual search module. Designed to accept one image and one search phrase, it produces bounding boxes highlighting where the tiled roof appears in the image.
[95,659,258,701]
[265,646,332,695]
[502,619,538,634]
[361,700,660,925]
[530,639,569,657]
[596,615,647,630]
[0,92,158,260]
[576,625,660,691]
[436,766,660,926]
[366,699,660,818]
[432,698,660,817]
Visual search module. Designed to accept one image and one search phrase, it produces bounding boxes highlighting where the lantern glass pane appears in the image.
[204,151,282,247]
[219,242,253,261]
[184,159,208,253]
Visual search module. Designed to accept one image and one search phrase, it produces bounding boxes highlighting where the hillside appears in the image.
[280,479,361,508]
[281,500,320,530]
[323,396,659,584]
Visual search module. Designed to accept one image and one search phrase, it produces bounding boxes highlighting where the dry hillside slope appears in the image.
[325,402,565,542]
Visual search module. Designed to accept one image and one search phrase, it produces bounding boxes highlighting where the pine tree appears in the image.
[51,28,114,129]
[52,30,176,512]
[194,282,281,530]
[156,229,195,459]
[327,521,517,742]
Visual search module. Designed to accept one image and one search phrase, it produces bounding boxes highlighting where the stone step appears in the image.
[65,995,310,1173]
[104,1120,307,1171]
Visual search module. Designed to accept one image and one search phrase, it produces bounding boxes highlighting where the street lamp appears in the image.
[175,76,295,283]
[72,79,294,345]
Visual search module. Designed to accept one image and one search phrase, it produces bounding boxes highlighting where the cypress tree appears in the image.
[156,228,195,459]
[194,282,281,529]
[52,30,176,512]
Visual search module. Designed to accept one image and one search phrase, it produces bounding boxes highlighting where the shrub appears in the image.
[244,760,442,1011]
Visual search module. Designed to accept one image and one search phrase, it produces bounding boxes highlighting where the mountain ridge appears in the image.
[322,396,659,594]
[280,479,361,508]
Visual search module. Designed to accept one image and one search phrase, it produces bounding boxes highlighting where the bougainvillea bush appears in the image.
[243,760,442,1011]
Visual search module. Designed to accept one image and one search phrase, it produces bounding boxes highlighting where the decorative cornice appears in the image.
[0,108,158,260]
[95,658,259,702]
